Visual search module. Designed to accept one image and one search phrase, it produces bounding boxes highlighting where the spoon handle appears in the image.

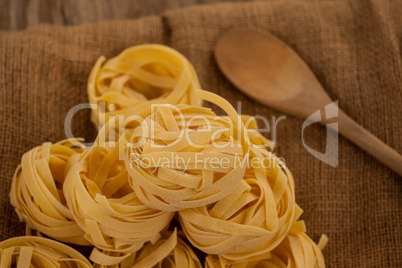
[335,110,402,176]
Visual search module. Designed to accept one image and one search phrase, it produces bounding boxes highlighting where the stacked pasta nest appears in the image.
[6,45,327,267]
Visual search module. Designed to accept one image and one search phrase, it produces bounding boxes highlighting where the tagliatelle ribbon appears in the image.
[205,210,328,268]
[93,229,202,268]
[124,90,250,211]
[9,139,90,245]
[179,145,296,259]
[87,44,203,129]
[63,127,174,266]
[0,236,92,267]
[239,115,274,149]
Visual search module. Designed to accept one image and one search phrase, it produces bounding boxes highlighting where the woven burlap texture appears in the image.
[0,0,401,267]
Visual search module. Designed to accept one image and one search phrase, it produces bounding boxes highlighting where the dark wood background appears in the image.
[0,0,262,31]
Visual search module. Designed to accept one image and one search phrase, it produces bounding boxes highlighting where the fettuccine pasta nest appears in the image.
[63,135,174,260]
[88,44,202,128]
[10,140,89,245]
[124,91,250,211]
[93,229,202,268]
[179,146,295,259]
[0,236,92,268]
[205,217,328,267]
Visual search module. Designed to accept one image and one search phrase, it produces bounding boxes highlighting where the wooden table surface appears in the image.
[0,0,257,31]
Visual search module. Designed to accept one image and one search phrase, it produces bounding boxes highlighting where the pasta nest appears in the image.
[63,137,174,258]
[0,236,91,268]
[124,102,250,211]
[179,146,296,259]
[87,44,202,129]
[10,140,89,245]
[205,217,328,268]
[93,230,202,268]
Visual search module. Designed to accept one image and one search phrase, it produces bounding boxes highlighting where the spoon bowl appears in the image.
[215,28,402,175]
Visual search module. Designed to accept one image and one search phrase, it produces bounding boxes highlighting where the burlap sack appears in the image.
[0,0,401,266]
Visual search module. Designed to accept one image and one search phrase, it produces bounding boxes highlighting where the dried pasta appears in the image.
[205,217,328,268]
[124,90,250,211]
[63,129,174,265]
[6,44,327,268]
[9,140,89,245]
[93,230,202,268]
[179,146,295,259]
[0,236,91,268]
[87,44,202,129]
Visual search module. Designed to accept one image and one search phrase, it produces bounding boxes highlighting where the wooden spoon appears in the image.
[215,28,402,176]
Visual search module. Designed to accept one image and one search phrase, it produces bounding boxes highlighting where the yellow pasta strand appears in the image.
[9,139,90,245]
[87,44,203,129]
[63,132,174,265]
[93,229,202,268]
[0,236,92,268]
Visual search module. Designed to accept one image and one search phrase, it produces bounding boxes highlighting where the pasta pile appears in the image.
[93,230,202,268]
[7,44,326,267]
[10,140,89,246]
[124,97,250,211]
[0,236,91,267]
[88,44,202,128]
[63,134,175,264]
[179,147,295,259]
[205,208,328,268]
